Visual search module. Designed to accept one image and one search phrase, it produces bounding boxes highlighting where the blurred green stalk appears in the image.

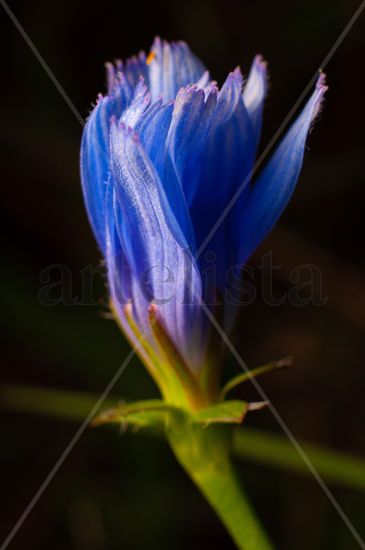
[1,384,365,491]
[166,416,272,550]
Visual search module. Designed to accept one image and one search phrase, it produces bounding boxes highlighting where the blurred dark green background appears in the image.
[1,0,365,548]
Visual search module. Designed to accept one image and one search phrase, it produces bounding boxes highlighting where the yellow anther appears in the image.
[146,51,156,65]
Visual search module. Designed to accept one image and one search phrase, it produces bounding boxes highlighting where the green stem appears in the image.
[188,460,272,550]
[2,384,365,491]
[166,415,273,550]
[233,428,365,490]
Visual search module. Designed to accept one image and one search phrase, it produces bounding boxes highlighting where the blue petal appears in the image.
[105,51,148,95]
[108,182,150,333]
[236,74,327,265]
[137,102,196,247]
[114,80,196,254]
[109,121,204,368]
[136,99,173,178]
[120,77,151,127]
[124,52,149,87]
[189,70,256,287]
[164,84,217,228]
[148,37,206,102]
[243,55,268,149]
[80,97,114,252]
[196,70,211,91]
[215,68,244,123]
[105,181,134,312]
[121,80,174,180]
[122,86,195,249]
[80,73,137,252]
[105,182,161,374]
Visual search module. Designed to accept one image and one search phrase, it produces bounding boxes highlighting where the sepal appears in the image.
[91,399,178,431]
[192,400,249,426]
[219,356,292,401]
[92,397,266,432]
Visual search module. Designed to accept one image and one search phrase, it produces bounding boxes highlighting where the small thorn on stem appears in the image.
[273,355,293,369]
[248,401,269,411]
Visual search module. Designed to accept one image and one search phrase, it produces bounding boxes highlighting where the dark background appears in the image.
[1,0,365,548]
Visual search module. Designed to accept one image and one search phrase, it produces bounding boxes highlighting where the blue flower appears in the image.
[80,38,326,400]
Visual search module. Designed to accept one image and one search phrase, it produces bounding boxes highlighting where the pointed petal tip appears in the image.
[207,80,219,95]
[236,70,327,267]
[253,54,268,69]
[95,93,104,105]
[317,71,328,91]
[148,36,206,102]
[175,83,206,103]
[138,50,146,61]
[152,36,190,50]
[177,39,189,47]
[311,72,328,124]
[151,36,168,52]
[126,51,147,67]
[229,66,244,83]
[244,54,269,106]
[195,69,211,92]
[220,67,244,94]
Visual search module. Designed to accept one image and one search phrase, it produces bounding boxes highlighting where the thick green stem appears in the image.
[189,458,272,550]
[166,416,273,550]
